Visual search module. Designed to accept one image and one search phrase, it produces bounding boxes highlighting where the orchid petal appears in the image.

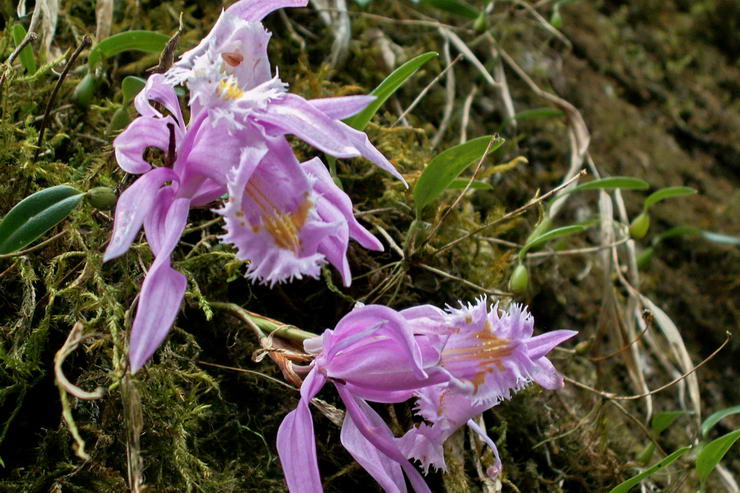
[277,368,326,493]
[134,74,185,125]
[225,0,308,22]
[143,186,175,256]
[332,305,427,380]
[336,385,431,493]
[341,411,407,493]
[113,116,176,174]
[128,259,187,373]
[256,94,406,184]
[308,95,375,120]
[303,157,383,251]
[104,167,177,261]
[526,330,577,360]
[529,356,565,390]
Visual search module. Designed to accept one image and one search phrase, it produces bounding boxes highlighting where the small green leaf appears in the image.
[0,186,83,254]
[701,405,740,437]
[421,0,479,20]
[12,24,37,74]
[447,178,492,190]
[696,429,740,481]
[644,186,697,210]
[518,224,585,260]
[345,52,438,130]
[122,75,147,104]
[413,136,503,216]
[571,176,650,193]
[608,446,690,493]
[88,30,170,67]
[651,411,692,435]
[501,107,563,128]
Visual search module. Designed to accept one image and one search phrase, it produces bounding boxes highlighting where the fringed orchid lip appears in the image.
[401,298,577,478]
[440,324,516,393]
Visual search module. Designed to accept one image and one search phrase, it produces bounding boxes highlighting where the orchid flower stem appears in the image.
[210,301,318,343]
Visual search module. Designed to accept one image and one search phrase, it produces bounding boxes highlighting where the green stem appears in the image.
[210,301,318,343]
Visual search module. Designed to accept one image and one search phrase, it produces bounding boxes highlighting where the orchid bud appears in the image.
[474,13,489,33]
[85,186,117,210]
[629,212,650,239]
[509,263,529,295]
[73,73,99,108]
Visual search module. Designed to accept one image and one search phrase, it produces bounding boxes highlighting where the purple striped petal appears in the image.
[113,116,174,174]
[526,330,577,360]
[225,0,308,21]
[341,411,407,493]
[104,167,177,261]
[336,385,431,493]
[255,94,406,184]
[128,259,187,373]
[308,95,375,120]
[277,368,326,492]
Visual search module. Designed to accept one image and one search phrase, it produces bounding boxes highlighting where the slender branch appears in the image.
[525,235,630,259]
[197,360,299,391]
[0,32,38,94]
[6,31,38,66]
[565,331,730,400]
[391,54,462,128]
[35,35,92,160]
[417,262,510,296]
[433,170,586,256]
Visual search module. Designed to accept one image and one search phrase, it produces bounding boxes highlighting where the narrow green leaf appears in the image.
[12,24,37,74]
[0,186,83,254]
[651,411,692,435]
[122,76,147,104]
[88,31,170,67]
[653,226,701,245]
[696,429,740,481]
[413,136,503,216]
[447,178,492,190]
[644,186,697,210]
[700,231,740,246]
[421,0,479,19]
[345,52,438,130]
[701,406,740,437]
[501,107,563,128]
[608,446,690,493]
[518,224,585,260]
[571,176,650,193]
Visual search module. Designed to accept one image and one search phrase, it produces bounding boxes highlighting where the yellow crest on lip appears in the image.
[218,79,244,100]
[245,181,313,253]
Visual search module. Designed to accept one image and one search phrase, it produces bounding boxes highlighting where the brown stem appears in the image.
[34,35,92,160]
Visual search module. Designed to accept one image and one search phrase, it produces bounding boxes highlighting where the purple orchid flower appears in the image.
[399,299,577,477]
[106,0,400,372]
[105,73,230,374]
[277,304,451,492]
[164,3,404,285]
